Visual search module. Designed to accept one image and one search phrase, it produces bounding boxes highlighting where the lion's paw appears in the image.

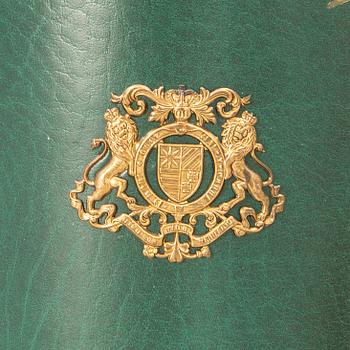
[256,213,266,222]
[219,203,231,212]
[255,220,264,228]
[125,197,136,205]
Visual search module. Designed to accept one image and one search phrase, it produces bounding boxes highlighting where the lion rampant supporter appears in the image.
[220,111,272,225]
[83,108,138,223]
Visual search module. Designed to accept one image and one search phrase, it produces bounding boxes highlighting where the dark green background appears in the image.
[1,0,349,349]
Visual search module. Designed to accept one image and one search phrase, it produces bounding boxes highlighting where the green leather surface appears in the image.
[1,0,349,349]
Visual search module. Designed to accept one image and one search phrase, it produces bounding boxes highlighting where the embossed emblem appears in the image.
[70,84,285,262]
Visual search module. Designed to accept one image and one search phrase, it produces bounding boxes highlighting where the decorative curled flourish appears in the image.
[111,84,250,125]
[70,85,285,263]
[111,84,157,117]
[205,87,251,119]
[156,232,211,263]
[189,207,226,229]
[130,206,167,227]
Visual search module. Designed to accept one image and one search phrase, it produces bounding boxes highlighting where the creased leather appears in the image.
[0,0,349,349]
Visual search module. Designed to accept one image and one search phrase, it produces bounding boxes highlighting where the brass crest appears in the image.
[70,84,285,263]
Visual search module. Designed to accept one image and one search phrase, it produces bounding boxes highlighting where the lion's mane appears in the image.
[104,108,138,161]
[221,111,257,159]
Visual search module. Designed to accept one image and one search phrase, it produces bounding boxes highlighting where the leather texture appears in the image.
[0,0,349,349]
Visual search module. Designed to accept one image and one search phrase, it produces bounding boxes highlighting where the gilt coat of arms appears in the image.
[70,84,285,262]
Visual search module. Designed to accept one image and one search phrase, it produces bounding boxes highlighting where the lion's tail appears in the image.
[251,143,273,187]
[70,180,91,220]
[83,138,109,186]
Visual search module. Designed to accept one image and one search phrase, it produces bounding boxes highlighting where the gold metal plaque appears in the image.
[70,84,285,262]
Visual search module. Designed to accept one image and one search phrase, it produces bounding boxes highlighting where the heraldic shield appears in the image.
[70,84,285,262]
[157,143,204,203]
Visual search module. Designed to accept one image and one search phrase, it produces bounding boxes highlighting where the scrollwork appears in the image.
[110,84,251,125]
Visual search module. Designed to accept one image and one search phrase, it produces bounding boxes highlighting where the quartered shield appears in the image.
[157,143,204,202]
